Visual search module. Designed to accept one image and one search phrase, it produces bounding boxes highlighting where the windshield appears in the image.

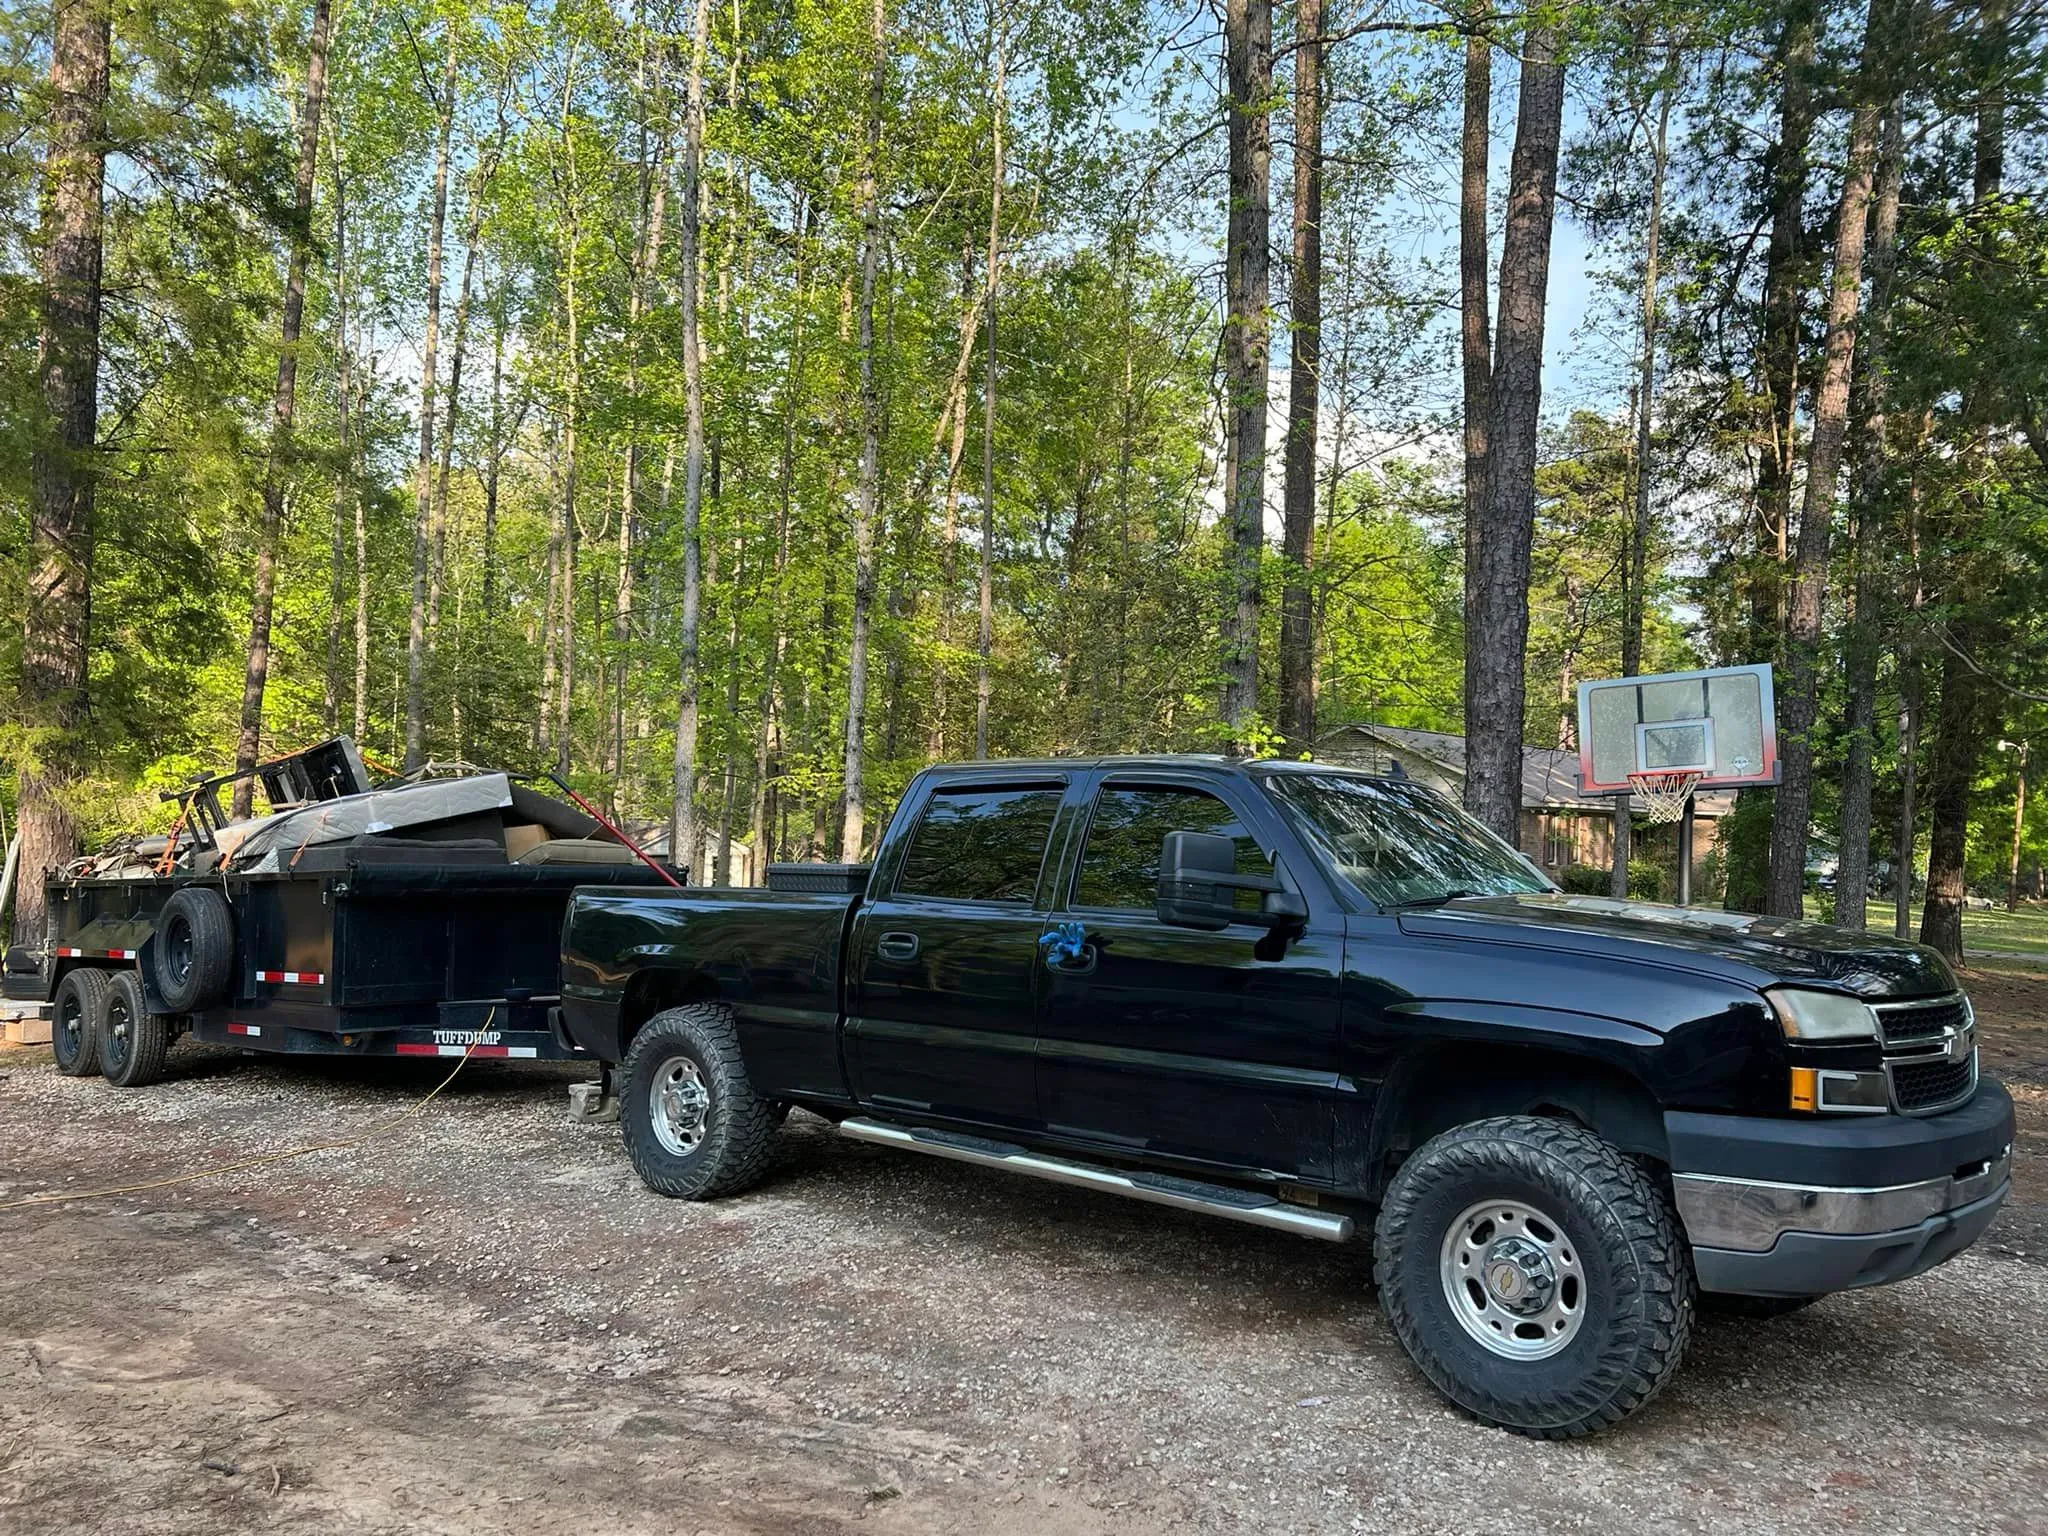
[1263,772,1554,908]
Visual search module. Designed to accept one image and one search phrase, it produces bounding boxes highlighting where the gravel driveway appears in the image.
[2,966,2044,1536]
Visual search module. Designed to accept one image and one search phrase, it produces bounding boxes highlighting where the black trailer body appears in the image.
[9,742,682,1082]
[36,860,673,1069]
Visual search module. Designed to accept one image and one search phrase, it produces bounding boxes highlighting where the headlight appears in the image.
[1767,988,1879,1042]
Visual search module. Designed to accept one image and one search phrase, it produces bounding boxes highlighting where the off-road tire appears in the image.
[99,969,171,1089]
[1375,1116,1695,1439]
[52,967,111,1078]
[153,886,235,1013]
[1700,1292,1818,1321]
[619,1003,779,1200]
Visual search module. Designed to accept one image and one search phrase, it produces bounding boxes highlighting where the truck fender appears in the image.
[1364,1005,1671,1195]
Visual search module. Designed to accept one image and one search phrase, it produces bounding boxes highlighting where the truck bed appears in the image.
[559,884,862,1093]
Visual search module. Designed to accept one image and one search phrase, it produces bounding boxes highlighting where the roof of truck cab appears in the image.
[916,755,1391,780]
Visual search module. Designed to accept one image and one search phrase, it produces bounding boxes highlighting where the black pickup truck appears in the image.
[559,755,2013,1437]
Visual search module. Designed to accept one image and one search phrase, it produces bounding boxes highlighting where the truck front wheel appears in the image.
[1375,1115,1695,1439]
[619,1003,780,1200]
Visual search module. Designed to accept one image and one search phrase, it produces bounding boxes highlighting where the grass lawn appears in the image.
[1803,896,2048,957]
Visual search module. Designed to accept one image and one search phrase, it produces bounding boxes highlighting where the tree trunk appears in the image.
[1611,48,1676,900]
[974,26,1006,761]
[1459,0,1491,703]
[325,145,351,734]
[842,0,887,852]
[615,30,667,808]
[1464,20,1564,844]
[15,0,112,945]
[929,239,980,758]
[1763,5,1887,918]
[404,29,458,772]
[1752,0,1819,648]
[1277,0,1322,755]
[353,352,370,742]
[752,204,811,877]
[1220,0,1272,743]
[1920,651,1981,960]
[231,0,333,814]
[429,106,506,644]
[1834,104,1905,931]
[672,0,713,872]
[1920,0,2008,960]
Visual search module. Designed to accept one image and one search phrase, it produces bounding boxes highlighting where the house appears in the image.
[1311,722,1732,881]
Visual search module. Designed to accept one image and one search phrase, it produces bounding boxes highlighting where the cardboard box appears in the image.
[503,823,551,860]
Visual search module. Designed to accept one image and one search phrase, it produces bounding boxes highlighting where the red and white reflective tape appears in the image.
[393,1043,536,1059]
[255,970,325,985]
[52,947,137,960]
[226,1022,263,1038]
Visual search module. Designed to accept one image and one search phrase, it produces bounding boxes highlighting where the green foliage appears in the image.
[1719,790,1774,915]
[1560,862,1609,894]
[1627,858,1666,903]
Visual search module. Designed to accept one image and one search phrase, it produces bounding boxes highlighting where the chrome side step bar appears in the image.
[839,1117,1354,1242]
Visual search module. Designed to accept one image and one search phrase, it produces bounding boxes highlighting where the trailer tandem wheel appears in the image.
[52,967,111,1077]
[99,969,171,1088]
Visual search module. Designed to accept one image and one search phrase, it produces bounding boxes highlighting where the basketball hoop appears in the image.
[1628,769,1701,824]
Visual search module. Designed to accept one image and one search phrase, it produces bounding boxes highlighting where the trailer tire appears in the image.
[620,1003,779,1200]
[99,969,170,1089]
[1375,1115,1695,1439]
[52,967,110,1078]
[154,886,234,1012]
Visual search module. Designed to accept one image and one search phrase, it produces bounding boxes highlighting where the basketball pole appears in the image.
[1677,793,1695,907]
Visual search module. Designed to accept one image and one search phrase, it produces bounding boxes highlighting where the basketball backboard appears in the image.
[1576,664,1778,795]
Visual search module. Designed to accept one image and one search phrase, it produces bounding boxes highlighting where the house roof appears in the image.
[1315,723,1734,815]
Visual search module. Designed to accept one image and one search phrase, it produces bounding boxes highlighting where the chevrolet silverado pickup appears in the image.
[559,756,2013,1437]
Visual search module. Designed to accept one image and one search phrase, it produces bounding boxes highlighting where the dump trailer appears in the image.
[3,739,679,1086]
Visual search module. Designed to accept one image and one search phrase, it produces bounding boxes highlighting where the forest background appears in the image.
[3,0,2044,960]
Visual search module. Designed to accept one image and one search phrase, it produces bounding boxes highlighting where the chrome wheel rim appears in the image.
[1439,1197,1585,1360]
[650,1055,711,1157]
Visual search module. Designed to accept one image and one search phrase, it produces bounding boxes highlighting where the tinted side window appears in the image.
[1074,786,1273,911]
[895,786,1063,904]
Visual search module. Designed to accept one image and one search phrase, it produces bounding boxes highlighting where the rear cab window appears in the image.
[894,785,1065,905]
[1072,784,1274,913]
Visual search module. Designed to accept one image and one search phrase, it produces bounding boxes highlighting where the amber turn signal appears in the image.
[1790,1066,1818,1113]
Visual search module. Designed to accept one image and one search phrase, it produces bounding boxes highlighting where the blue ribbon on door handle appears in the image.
[1039,921,1089,967]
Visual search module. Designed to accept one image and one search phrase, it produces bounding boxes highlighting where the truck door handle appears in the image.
[875,932,920,963]
[1040,922,1101,975]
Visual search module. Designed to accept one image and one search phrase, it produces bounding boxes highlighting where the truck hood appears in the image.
[1395,892,1959,998]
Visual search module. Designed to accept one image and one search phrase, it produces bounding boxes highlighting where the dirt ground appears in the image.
[3,967,2045,1536]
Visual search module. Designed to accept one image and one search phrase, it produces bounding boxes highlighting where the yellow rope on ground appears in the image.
[0,1010,496,1213]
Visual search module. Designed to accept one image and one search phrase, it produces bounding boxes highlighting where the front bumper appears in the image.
[1666,1078,2015,1298]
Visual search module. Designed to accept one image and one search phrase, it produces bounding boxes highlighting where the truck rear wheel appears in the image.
[99,970,171,1088]
[153,886,234,1012]
[620,1003,780,1200]
[1375,1115,1695,1439]
[52,967,109,1077]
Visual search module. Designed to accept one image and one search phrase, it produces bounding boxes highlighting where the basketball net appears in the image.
[1628,769,1701,825]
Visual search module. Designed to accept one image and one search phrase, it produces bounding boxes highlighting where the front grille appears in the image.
[1875,995,1971,1047]
[1889,1054,1976,1113]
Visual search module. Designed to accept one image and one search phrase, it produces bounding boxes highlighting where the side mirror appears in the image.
[1156,830,1303,932]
